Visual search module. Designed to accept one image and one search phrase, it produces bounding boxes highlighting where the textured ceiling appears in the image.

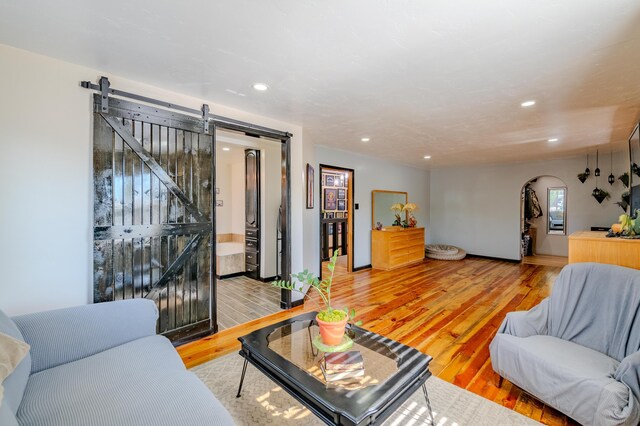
[1,0,640,168]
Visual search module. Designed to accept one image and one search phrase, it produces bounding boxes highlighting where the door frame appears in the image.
[214,123,293,309]
[318,164,355,278]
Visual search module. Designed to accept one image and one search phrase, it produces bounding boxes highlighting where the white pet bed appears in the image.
[425,244,467,260]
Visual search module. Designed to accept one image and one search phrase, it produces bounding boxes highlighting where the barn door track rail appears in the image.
[81,76,292,140]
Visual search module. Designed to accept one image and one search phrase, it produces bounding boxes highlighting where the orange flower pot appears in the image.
[316,314,348,346]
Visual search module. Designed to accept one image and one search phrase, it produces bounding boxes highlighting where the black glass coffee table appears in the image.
[236,312,433,425]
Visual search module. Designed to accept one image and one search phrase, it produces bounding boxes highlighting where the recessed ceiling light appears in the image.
[548,138,559,142]
[252,83,269,91]
[222,147,230,151]
[424,155,431,159]
[521,100,536,107]
[361,137,370,142]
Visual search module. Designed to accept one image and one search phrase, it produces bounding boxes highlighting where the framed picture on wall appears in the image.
[324,188,338,210]
[336,212,344,219]
[337,199,346,211]
[334,176,343,187]
[306,164,314,209]
[338,189,346,199]
[326,212,334,219]
[325,174,334,187]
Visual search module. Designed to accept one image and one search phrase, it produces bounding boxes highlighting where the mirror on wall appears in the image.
[547,187,566,235]
[371,190,408,228]
[630,124,640,214]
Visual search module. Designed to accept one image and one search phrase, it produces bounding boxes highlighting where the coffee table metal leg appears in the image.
[236,357,249,398]
[307,321,318,356]
[422,383,435,425]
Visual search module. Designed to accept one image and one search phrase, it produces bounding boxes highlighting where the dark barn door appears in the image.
[93,95,215,342]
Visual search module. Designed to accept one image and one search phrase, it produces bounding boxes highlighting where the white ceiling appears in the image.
[1,0,640,168]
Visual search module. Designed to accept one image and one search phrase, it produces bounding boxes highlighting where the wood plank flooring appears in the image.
[216,275,281,330]
[522,254,568,267]
[179,256,577,425]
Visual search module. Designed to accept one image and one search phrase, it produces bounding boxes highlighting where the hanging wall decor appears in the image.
[592,175,610,204]
[578,154,589,183]
[616,191,630,212]
[608,150,615,185]
[619,172,630,188]
[594,150,601,177]
[584,154,590,177]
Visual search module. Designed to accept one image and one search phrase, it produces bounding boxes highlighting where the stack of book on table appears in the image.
[321,351,364,382]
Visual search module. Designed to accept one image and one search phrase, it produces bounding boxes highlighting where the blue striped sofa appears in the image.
[0,299,234,425]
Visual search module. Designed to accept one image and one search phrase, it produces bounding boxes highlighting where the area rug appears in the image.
[191,354,540,426]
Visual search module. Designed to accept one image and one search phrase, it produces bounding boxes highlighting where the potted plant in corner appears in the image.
[272,250,361,346]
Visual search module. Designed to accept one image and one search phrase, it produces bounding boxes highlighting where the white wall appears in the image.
[0,43,306,315]
[230,161,245,235]
[430,152,628,260]
[313,146,430,268]
[215,146,243,235]
[527,176,568,256]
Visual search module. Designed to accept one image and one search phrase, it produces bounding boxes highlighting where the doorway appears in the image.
[520,176,569,267]
[319,165,354,279]
[214,129,284,330]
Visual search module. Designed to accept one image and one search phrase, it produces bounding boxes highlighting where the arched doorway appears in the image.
[520,175,569,267]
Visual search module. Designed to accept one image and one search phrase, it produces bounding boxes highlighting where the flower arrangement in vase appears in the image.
[403,202,418,227]
[390,203,403,226]
[272,250,361,346]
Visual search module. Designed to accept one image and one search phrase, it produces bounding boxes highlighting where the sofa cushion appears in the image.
[17,335,234,426]
[491,334,638,425]
[12,299,159,374]
[0,399,18,426]
[0,310,31,416]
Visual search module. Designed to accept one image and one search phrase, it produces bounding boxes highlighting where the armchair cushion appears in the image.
[491,334,637,425]
[12,298,158,374]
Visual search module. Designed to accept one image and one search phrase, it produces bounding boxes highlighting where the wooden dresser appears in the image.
[568,231,640,270]
[371,227,425,271]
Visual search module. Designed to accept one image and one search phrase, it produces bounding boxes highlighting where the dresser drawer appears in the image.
[245,263,259,279]
[245,251,259,266]
[407,246,426,260]
[245,239,259,250]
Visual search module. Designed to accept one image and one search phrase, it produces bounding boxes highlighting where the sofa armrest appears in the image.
[12,299,158,374]
[615,350,640,405]
[497,299,549,337]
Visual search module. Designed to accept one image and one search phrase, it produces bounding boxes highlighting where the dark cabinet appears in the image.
[245,149,260,279]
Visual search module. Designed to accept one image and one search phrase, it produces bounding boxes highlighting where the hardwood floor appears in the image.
[216,275,281,330]
[522,254,568,267]
[178,256,577,425]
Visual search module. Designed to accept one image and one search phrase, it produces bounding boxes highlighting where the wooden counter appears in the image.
[568,231,640,270]
[372,227,425,271]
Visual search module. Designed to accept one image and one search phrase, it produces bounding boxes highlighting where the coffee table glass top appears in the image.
[238,312,432,425]
[268,319,399,390]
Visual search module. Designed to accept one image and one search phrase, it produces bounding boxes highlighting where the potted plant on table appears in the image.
[272,250,361,346]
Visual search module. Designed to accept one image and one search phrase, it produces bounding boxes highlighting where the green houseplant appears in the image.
[272,250,360,346]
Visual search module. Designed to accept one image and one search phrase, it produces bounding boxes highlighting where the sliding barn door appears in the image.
[93,95,215,342]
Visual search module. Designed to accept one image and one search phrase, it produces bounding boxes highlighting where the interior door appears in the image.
[93,95,215,342]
